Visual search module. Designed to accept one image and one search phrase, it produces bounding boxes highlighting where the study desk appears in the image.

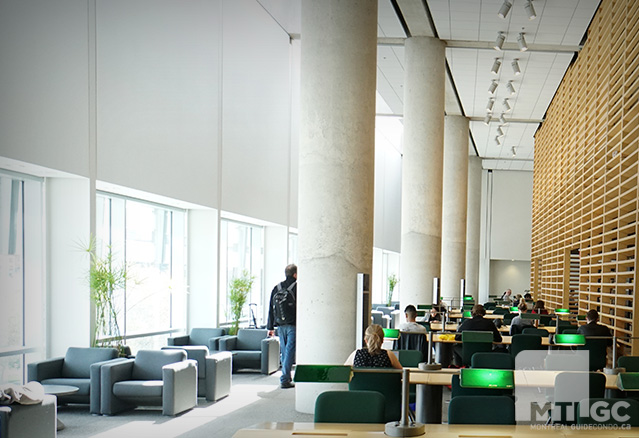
[232,422,639,438]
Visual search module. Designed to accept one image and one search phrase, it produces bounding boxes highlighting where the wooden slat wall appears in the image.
[531,0,639,353]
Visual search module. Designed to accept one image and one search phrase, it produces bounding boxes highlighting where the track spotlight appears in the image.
[497,126,505,137]
[484,114,492,125]
[512,59,521,75]
[495,136,502,145]
[488,80,499,95]
[487,98,495,112]
[511,146,517,156]
[499,113,507,124]
[518,32,528,52]
[503,98,511,112]
[507,80,516,95]
[525,0,537,20]
[491,58,502,74]
[498,1,512,19]
[494,32,506,51]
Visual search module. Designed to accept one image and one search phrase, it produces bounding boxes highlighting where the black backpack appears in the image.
[273,281,296,325]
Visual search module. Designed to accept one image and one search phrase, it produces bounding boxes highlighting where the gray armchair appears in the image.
[167,328,227,351]
[0,394,57,438]
[219,329,279,375]
[100,349,197,416]
[27,346,120,414]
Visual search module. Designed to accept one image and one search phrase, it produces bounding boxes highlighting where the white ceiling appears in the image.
[258,0,601,171]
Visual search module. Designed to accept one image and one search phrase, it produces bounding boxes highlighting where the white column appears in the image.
[399,37,446,311]
[466,156,482,301]
[297,0,377,413]
[441,115,469,304]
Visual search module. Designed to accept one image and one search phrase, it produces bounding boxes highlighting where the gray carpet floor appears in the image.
[57,371,313,438]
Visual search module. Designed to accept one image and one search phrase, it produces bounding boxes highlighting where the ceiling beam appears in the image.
[378,37,581,54]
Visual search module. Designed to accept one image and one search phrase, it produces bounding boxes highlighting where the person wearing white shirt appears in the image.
[398,304,427,333]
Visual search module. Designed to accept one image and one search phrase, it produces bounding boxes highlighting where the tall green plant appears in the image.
[83,237,129,353]
[387,273,399,306]
[228,270,254,335]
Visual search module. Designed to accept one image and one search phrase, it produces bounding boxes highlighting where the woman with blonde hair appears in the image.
[344,324,402,369]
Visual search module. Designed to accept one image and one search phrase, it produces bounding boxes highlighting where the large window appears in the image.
[96,193,187,352]
[220,220,264,327]
[0,172,44,384]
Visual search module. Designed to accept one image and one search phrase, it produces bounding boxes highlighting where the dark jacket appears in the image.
[577,321,613,346]
[456,315,502,342]
[266,276,297,330]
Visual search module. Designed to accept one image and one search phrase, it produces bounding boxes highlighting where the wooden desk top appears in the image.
[233,422,638,437]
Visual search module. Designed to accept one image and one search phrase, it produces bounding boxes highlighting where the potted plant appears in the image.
[83,237,130,356]
[387,273,398,307]
[228,270,254,335]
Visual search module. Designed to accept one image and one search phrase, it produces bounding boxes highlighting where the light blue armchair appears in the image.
[219,329,279,375]
[27,346,120,414]
[100,349,197,416]
[167,328,228,352]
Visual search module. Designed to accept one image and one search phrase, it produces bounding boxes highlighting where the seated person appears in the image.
[427,307,441,323]
[577,309,613,346]
[345,324,402,369]
[398,305,427,333]
[509,302,534,335]
[532,299,548,314]
[453,304,503,365]
[500,289,513,302]
[523,292,532,301]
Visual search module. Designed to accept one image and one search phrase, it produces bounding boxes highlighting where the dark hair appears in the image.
[404,304,417,319]
[471,304,486,317]
[586,309,599,322]
[518,302,528,312]
[534,300,545,309]
[285,264,297,278]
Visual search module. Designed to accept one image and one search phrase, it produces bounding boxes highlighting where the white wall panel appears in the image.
[187,209,218,328]
[0,0,90,177]
[220,0,292,225]
[373,141,402,252]
[96,0,221,208]
[489,259,531,297]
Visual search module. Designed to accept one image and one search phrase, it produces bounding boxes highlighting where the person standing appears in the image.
[267,264,297,389]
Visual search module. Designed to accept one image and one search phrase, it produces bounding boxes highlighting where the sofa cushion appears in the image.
[190,328,225,347]
[131,350,186,380]
[62,347,118,378]
[236,329,268,351]
[113,380,163,398]
[233,351,262,369]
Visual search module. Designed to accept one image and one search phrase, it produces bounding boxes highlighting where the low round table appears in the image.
[42,384,79,431]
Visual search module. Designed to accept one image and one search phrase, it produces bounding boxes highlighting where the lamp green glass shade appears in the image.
[463,296,474,301]
[510,306,519,312]
[383,328,400,339]
[417,304,432,310]
[617,373,639,391]
[555,308,570,314]
[462,311,472,318]
[416,310,426,317]
[293,365,352,383]
[460,368,514,389]
[553,334,586,345]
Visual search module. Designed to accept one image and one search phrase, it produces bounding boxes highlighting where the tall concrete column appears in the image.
[441,116,469,303]
[296,0,377,413]
[466,156,482,301]
[399,37,446,311]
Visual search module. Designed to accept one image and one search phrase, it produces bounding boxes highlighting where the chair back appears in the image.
[559,328,579,334]
[461,331,494,367]
[62,347,119,378]
[394,332,428,361]
[483,302,496,310]
[236,329,268,350]
[394,349,423,367]
[315,390,385,423]
[371,310,384,326]
[578,338,609,371]
[190,328,225,346]
[492,308,508,315]
[540,315,554,326]
[577,398,639,426]
[553,372,606,424]
[132,349,186,380]
[471,352,514,370]
[448,395,515,424]
[349,370,401,422]
[618,356,639,372]
[510,334,542,360]
[522,327,550,337]
[545,353,584,371]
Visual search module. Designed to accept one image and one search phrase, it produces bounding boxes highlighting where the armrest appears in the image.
[163,346,208,375]
[162,359,197,416]
[208,335,229,351]
[27,357,64,382]
[100,358,135,415]
[219,336,237,351]
[168,335,190,346]
[261,337,280,375]
[89,357,127,414]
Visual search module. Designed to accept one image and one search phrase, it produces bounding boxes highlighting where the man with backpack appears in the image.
[267,264,297,389]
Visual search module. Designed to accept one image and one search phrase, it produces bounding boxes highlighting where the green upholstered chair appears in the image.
[510,334,543,361]
[395,350,423,367]
[559,328,579,334]
[349,370,401,422]
[315,390,386,423]
[471,352,514,370]
[540,315,554,326]
[448,395,515,424]
[577,398,639,426]
[619,356,639,372]
[461,331,494,367]
[522,327,550,337]
[552,372,606,424]
[578,338,609,371]
[492,308,508,315]
[483,302,496,310]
